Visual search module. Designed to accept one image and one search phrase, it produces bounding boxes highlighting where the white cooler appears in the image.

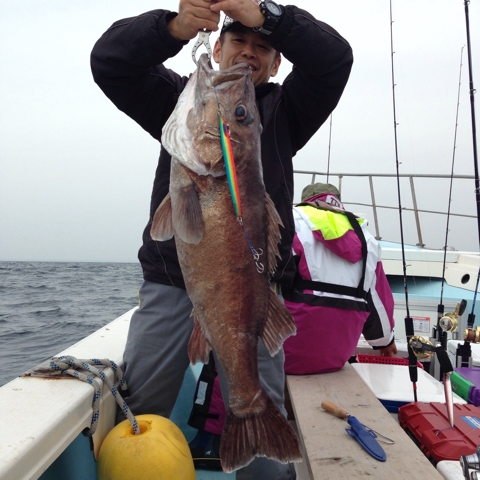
[436,460,465,480]
[356,336,408,356]
[351,363,466,413]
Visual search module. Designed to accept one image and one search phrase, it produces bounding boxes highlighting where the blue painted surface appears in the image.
[379,399,408,413]
[170,362,203,443]
[39,434,96,480]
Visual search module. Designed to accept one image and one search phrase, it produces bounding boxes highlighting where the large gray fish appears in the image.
[151,54,301,472]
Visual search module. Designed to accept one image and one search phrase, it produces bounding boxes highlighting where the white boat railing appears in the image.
[294,170,478,251]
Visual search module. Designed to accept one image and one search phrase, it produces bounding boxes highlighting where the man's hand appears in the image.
[378,342,398,357]
[168,0,221,42]
[210,0,265,29]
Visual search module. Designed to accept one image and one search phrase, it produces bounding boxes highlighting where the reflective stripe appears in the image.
[283,290,369,311]
[195,380,208,405]
[298,205,357,240]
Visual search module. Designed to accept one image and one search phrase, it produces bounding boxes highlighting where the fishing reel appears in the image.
[439,300,467,333]
[409,336,436,360]
[409,335,454,369]
[461,446,480,479]
[462,299,480,348]
[465,327,480,344]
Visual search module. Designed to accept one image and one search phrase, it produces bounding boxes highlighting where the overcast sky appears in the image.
[1,0,479,262]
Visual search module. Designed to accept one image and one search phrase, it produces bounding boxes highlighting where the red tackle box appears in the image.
[398,402,480,463]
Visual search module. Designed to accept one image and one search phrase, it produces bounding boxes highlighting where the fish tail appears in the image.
[219,396,302,473]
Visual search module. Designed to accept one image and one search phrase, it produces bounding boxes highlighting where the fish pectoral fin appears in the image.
[188,314,211,364]
[172,183,204,244]
[261,288,296,356]
[220,396,302,473]
[265,193,283,276]
[151,193,174,241]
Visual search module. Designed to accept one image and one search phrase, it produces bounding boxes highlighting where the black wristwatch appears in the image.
[254,0,283,36]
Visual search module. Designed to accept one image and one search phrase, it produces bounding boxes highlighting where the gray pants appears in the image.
[122,280,296,480]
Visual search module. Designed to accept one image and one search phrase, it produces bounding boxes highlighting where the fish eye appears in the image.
[235,104,247,120]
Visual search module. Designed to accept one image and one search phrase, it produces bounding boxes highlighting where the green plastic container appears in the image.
[451,371,474,401]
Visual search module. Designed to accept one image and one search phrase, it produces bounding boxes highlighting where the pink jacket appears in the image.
[283,203,395,374]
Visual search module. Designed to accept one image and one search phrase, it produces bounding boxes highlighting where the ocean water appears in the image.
[0,261,143,387]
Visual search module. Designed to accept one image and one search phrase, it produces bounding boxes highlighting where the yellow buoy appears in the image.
[97,414,196,480]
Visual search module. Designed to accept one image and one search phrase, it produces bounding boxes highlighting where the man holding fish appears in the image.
[91,0,352,477]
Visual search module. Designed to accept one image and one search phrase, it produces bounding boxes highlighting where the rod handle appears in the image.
[321,401,349,419]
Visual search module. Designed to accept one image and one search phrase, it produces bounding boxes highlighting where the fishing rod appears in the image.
[464,1,480,239]
[463,0,480,341]
[431,0,480,375]
[435,48,470,368]
[388,0,418,402]
[439,47,464,308]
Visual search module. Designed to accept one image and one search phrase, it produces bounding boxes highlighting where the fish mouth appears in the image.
[203,130,240,144]
[235,61,257,72]
[204,130,219,140]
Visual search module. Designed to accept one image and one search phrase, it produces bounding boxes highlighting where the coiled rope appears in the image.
[48,356,140,436]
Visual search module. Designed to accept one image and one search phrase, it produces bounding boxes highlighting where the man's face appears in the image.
[213,29,281,87]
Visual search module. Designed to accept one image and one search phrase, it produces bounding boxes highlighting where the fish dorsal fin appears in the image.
[261,288,296,356]
[151,193,174,241]
[265,193,283,275]
[188,313,211,364]
[172,183,204,244]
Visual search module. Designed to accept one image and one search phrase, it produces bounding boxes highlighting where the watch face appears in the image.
[265,1,282,16]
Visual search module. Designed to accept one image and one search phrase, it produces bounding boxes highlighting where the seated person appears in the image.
[282,182,396,374]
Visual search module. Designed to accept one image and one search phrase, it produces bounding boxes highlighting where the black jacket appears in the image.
[91,6,353,289]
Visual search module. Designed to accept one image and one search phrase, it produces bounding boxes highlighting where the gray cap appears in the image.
[301,182,341,202]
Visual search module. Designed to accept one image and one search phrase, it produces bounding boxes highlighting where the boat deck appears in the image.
[287,363,443,479]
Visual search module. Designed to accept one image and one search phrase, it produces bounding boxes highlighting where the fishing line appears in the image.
[326,113,333,183]
[389,0,418,401]
[438,47,465,340]
[238,217,265,274]
[441,47,465,300]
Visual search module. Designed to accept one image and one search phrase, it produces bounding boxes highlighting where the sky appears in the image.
[1,0,479,262]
